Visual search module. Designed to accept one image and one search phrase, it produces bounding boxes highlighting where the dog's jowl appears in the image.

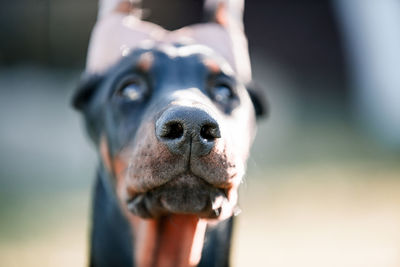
[73,1,266,267]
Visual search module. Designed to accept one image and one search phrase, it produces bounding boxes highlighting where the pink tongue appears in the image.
[132,214,207,267]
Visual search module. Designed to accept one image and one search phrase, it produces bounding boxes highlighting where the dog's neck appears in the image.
[91,166,234,267]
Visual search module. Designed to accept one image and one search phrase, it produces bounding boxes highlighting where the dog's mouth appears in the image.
[126,173,233,219]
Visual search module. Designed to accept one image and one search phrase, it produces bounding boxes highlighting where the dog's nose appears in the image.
[156,106,221,156]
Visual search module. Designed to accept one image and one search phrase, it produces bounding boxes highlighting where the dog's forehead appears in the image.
[155,43,214,58]
[128,43,235,75]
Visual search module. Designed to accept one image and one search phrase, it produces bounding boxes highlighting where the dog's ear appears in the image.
[246,81,269,119]
[72,74,103,111]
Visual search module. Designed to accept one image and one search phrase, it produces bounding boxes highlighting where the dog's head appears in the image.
[73,43,266,220]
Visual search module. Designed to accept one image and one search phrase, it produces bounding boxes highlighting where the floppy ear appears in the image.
[72,73,103,111]
[246,81,269,119]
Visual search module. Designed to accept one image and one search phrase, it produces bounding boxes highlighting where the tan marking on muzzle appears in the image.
[100,135,130,198]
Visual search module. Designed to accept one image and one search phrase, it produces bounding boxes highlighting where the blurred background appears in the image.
[1,0,399,266]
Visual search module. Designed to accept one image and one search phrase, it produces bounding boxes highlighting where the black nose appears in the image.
[156,106,221,156]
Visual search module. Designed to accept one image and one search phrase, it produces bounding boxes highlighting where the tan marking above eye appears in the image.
[203,58,221,74]
[137,52,154,72]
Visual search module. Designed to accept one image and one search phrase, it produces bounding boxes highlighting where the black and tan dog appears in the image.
[73,1,266,266]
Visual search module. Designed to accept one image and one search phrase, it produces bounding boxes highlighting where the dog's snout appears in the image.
[156,106,220,156]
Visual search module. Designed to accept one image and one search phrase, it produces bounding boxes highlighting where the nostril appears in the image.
[200,123,221,141]
[161,121,184,140]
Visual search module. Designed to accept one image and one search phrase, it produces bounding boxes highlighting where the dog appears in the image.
[73,1,266,266]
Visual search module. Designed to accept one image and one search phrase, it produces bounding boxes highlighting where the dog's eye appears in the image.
[118,78,147,101]
[212,84,233,105]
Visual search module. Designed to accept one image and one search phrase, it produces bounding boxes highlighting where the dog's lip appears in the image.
[125,172,224,201]
[125,173,230,218]
[127,193,225,219]
[125,171,232,199]
[159,196,209,215]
